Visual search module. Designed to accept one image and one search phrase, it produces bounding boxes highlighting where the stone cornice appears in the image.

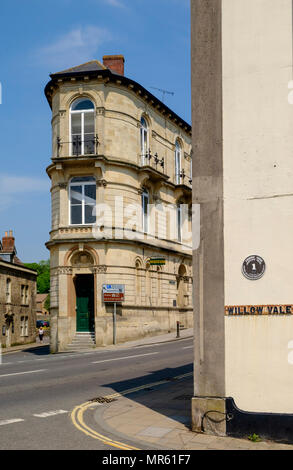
[44,69,191,137]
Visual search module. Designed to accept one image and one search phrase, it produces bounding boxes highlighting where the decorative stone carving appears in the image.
[96,107,105,116]
[93,265,107,274]
[96,179,107,188]
[58,267,73,275]
[71,251,94,267]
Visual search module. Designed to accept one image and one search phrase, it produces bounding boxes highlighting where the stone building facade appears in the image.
[0,232,37,348]
[45,55,193,353]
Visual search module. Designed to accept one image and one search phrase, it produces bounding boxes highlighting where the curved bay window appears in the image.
[140,117,149,165]
[69,177,96,225]
[175,140,181,184]
[70,99,95,156]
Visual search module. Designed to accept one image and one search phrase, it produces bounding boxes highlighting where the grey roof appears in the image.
[52,60,106,76]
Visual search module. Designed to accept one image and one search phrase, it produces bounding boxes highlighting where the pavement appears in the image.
[2,336,50,354]
[2,328,293,450]
[97,376,293,450]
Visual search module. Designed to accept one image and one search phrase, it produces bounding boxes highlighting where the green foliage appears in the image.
[24,260,50,294]
[44,294,50,311]
[248,433,261,442]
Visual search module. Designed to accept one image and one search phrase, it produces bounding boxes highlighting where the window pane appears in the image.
[71,113,81,134]
[84,184,96,203]
[71,177,95,183]
[85,205,96,224]
[84,135,95,154]
[72,99,94,111]
[72,134,81,155]
[84,112,95,134]
[70,186,82,204]
[71,205,82,224]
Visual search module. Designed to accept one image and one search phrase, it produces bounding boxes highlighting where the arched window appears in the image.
[175,140,181,184]
[135,259,142,305]
[6,278,11,303]
[145,261,151,305]
[140,117,149,165]
[70,98,95,156]
[69,176,96,225]
[177,264,187,307]
[141,189,149,233]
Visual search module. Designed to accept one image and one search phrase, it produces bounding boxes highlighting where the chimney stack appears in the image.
[103,55,125,76]
[2,230,15,253]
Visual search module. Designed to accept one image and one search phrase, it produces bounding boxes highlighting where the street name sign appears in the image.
[102,284,125,303]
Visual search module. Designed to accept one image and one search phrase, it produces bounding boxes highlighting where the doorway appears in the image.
[75,275,95,332]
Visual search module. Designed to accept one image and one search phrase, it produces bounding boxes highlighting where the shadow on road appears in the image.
[102,363,193,428]
[18,343,50,356]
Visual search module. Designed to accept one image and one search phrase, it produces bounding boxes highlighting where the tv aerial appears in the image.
[150,86,175,103]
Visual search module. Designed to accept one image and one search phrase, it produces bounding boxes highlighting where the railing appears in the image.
[56,134,99,157]
[179,169,192,186]
[141,149,165,173]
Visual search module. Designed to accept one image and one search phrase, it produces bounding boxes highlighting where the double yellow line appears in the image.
[71,401,139,450]
[71,371,192,450]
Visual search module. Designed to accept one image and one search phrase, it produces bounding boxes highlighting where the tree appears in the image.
[24,260,50,293]
[44,294,50,312]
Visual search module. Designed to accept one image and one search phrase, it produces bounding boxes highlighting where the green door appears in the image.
[76,275,94,332]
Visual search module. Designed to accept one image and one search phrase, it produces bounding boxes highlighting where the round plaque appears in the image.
[242,255,266,280]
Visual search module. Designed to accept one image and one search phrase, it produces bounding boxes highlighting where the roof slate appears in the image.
[52,60,106,76]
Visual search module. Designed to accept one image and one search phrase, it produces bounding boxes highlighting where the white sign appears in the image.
[102,284,125,294]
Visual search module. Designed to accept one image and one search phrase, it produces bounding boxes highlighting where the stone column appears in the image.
[191,0,226,436]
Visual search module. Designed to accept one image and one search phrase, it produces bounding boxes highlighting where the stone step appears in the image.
[66,332,96,351]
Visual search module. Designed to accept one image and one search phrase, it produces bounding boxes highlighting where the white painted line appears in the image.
[92,352,159,364]
[33,410,68,418]
[182,346,193,350]
[0,369,47,378]
[0,419,25,426]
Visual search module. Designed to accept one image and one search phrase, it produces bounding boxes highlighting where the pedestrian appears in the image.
[38,326,44,342]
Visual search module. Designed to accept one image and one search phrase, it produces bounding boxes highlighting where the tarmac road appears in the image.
[0,336,193,450]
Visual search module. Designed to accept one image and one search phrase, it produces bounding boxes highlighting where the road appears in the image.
[0,337,193,450]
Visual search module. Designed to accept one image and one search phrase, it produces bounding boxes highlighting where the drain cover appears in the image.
[90,396,117,404]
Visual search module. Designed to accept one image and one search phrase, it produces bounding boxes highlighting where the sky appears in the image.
[0,0,191,262]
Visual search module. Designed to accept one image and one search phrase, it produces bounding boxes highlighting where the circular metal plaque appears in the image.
[242,255,266,280]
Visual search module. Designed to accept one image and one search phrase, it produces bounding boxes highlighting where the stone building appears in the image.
[0,231,37,348]
[44,55,193,353]
[36,293,50,319]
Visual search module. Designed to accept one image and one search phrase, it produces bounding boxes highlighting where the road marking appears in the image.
[33,410,68,418]
[0,369,46,378]
[182,346,193,349]
[71,403,139,450]
[71,371,193,450]
[0,419,25,426]
[92,352,158,364]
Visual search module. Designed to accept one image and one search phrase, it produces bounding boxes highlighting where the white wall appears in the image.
[222,0,293,412]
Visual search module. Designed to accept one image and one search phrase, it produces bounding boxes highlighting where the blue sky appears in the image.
[0,0,191,262]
